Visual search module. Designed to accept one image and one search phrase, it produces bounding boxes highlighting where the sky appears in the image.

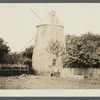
[0,3,100,52]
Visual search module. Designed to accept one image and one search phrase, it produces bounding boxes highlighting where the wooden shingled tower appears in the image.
[32,11,65,73]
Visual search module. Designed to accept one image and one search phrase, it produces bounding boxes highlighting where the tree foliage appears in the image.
[22,46,34,67]
[0,37,10,64]
[22,46,34,74]
[47,40,65,68]
[23,46,33,59]
[47,40,65,58]
[0,37,34,74]
[6,52,23,64]
[64,32,100,68]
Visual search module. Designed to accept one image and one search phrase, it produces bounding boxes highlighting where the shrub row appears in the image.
[0,64,29,76]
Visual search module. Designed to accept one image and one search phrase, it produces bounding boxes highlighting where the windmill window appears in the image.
[52,59,56,66]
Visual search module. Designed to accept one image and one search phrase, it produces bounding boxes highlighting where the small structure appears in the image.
[32,11,65,74]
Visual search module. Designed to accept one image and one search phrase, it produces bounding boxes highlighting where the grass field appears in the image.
[0,75,100,89]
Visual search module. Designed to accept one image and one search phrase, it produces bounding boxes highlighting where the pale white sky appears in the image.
[0,3,100,52]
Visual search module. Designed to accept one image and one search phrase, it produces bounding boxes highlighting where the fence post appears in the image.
[99,63,100,79]
[26,66,28,75]
[20,66,21,75]
[0,65,1,75]
[12,66,13,76]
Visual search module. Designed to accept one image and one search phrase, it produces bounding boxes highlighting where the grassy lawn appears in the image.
[0,75,100,89]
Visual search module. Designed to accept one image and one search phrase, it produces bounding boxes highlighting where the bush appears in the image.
[0,64,29,76]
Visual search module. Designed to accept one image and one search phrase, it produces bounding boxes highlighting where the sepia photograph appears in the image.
[0,3,100,90]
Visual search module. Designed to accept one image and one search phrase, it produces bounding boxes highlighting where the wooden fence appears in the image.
[0,64,29,76]
[61,68,100,79]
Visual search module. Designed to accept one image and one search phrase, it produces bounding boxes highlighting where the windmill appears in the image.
[30,9,65,74]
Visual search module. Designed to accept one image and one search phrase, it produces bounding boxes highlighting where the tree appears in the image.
[75,32,100,68]
[63,34,79,68]
[47,40,65,68]
[0,37,10,64]
[22,46,34,74]
[22,46,34,66]
[23,46,33,59]
[64,33,100,68]
[6,52,23,64]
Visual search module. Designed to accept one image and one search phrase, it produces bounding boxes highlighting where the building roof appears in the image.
[39,11,63,25]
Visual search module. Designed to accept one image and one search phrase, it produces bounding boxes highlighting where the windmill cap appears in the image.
[37,11,64,28]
